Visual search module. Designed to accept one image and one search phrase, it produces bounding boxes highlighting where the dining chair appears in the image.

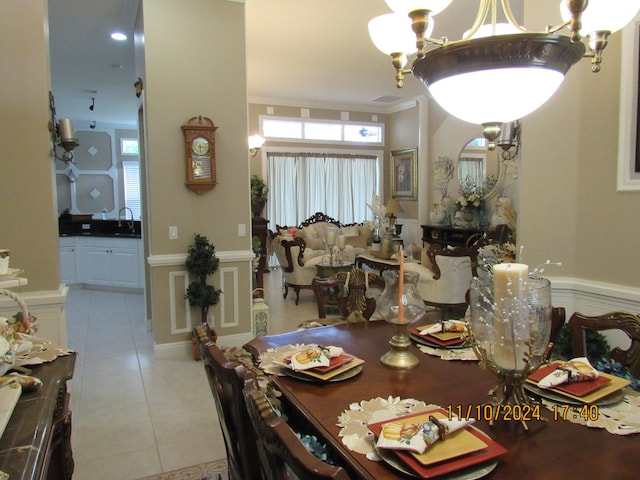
[568,311,640,378]
[312,267,384,320]
[242,372,351,480]
[193,323,264,480]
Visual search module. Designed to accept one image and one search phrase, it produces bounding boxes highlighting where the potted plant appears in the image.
[251,175,268,218]
[185,233,222,324]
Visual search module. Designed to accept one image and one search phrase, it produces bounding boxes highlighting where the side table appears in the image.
[355,253,400,275]
[314,262,353,315]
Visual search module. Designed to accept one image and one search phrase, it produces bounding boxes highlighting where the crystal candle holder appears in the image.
[377,270,425,369]
[468,275,552,429]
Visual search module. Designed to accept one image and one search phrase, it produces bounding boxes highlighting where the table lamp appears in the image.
[386,199,404,226]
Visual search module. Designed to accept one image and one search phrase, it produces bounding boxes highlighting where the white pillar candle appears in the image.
[337,234,346,249]
[492,263,529,371]
[326,229,336,246]
[58,118,75,140]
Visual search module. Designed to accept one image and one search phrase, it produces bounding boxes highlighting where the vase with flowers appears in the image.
[457,177,484,227]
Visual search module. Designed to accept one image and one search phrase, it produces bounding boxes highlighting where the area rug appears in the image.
[136,459,228,480]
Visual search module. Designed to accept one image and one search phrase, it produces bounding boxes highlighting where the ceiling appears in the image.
[48,0,526,128]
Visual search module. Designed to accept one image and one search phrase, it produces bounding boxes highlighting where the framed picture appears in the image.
[391,148,417,200]
[617,12,640,191]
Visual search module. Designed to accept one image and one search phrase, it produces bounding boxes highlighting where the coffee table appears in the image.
[355,252,400,274]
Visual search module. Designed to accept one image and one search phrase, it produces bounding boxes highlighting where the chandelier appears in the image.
[369,0,640,147]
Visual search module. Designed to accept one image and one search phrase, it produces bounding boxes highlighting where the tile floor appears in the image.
[66,266,333,480]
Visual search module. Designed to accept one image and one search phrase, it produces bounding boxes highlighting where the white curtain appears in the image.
[266,152,378,230]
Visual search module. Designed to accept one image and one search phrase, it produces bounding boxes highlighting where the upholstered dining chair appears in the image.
[243,372,351,480]
[312,267,385,320]
[193,324,263,480]
[404,243,478,319]
[568,311,640,378]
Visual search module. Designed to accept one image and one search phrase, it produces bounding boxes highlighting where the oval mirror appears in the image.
[456,137,503,200]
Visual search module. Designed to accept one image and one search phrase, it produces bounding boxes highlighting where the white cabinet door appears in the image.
[110,247,140,288]
[59,237,77,284]
[83,246,113,285]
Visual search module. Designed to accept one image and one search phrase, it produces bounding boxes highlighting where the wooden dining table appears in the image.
[244,321,640,480]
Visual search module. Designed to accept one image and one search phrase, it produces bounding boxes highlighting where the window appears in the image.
[122,161,142,220]
[121,138,139,156]
[261,116,383,145]
[266,151,379,229]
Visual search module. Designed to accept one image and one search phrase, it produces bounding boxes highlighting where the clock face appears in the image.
[192,137,210,156]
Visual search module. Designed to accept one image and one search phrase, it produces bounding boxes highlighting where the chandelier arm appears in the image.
[408,9,433,58]
[463,0,492,40]
[500,0,527,32]
[564,0,589,41]
[546,20,571,35]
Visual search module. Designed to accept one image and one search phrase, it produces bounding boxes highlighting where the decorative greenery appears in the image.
[252,235,262,257]
[250,175,268,203]
[550,324,610,362]
[185,233,222,323]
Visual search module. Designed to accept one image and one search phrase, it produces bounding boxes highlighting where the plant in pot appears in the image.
[185,233,222,324]
[251,175,268,218]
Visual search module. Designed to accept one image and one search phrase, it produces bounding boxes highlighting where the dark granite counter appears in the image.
[58,217,142,239]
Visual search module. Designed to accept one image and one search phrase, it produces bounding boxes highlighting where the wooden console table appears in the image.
[0,353,76,480]
[421,224,485,248]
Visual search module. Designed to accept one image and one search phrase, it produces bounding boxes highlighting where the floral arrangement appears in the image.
[457,176,484,209]
[477,241,517,274]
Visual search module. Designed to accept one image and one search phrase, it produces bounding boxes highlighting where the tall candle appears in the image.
[326,229,336,246]
[397,249,405,323]
[337,234,346,249]
[492,263,529,371]
[58,118,75,140]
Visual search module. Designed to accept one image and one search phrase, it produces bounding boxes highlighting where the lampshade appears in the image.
[386,198,404,215]
[368,13,421,56]
[413,33,585,126]
[560,0,640,34]
[385,0,452,16]
[248,135,265,150]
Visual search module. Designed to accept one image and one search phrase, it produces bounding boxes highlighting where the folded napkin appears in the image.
[376,416,475,454]
[419,320,467,336]
[290,345,344,371]
[538,357,599,389]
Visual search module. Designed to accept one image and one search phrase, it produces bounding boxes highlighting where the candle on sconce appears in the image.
[397,249,405,323]
[337,235,346,249]
[57,118,75,141]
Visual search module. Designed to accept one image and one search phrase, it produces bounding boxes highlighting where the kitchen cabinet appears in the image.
[59,236,142,289]
[59,237,76,285]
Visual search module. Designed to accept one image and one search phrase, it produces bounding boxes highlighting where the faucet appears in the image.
[118,207,135,232]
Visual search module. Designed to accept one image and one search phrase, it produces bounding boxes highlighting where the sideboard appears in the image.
[421,224,486,248]
[0,354,76,480]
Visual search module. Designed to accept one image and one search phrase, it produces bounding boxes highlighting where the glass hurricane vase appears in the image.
[377,270,426,369]
[468,275,552,429]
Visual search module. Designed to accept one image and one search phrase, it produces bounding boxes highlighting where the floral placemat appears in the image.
[336,396,436,460]
[417,345,478,361]
[13,334,74,367]
[539,388,640,435]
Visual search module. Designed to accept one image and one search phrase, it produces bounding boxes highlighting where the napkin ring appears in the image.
[428,415,447,441]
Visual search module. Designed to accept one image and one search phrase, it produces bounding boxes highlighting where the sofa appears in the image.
[270,212,372,304]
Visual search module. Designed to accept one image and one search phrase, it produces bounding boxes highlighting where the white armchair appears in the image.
[404,244,478,318]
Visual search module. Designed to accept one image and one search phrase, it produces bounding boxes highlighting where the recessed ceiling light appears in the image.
[110,32,127,41]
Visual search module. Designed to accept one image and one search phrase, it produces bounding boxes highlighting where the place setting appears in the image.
[265,344,364,382]
[409,319,479,361]
[368,408,508,479]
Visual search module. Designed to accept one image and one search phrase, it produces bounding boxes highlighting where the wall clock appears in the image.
[181,116,218,194]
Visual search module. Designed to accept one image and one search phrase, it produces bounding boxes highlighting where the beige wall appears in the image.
[520,0,640,288]
[0,0,61,292]
[141,0,253,344]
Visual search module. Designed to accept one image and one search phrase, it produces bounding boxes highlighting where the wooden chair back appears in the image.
[568,311,640,378]
[242,374,350,480]
[193,323,263,480]
[312,267,384,320]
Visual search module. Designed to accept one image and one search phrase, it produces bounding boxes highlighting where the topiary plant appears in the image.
[185,233,222,323]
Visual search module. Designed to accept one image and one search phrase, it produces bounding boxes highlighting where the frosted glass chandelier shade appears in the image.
[429,68,564,125]
[384,0,452,16]
[560,0,640,34]
[368,13,421,56]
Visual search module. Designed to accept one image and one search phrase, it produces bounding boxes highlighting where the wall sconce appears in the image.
[497,120,521,161]
[249,135,265,157]
[48,92,79,165]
